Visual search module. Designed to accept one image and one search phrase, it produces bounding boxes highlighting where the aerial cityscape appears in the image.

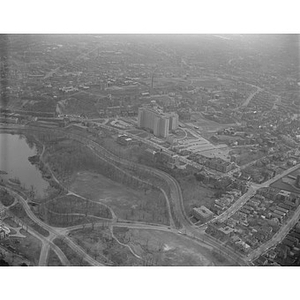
[0,34,299,266]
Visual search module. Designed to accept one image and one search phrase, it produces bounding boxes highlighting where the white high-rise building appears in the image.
[137,107,173,138]
[167,112,179,131]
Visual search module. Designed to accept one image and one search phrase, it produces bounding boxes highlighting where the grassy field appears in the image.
[190,113,233,132]
[113,227,234,266]
[68,227,142,266]
[69,171,170,225]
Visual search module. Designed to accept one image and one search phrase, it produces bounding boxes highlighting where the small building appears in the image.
[219,226,235,236]
[276,190,291,201]
[192,205,215,223]
[116,135,135,146]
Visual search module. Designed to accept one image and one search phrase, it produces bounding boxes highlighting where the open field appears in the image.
[0,230,42,265]
[47,248,63,266]
[113,227,233,266]
[69,171,170,225]
[189,113,233,132]
[69,227,142,265]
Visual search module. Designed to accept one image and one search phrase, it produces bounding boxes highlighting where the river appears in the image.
[0,132,49,198]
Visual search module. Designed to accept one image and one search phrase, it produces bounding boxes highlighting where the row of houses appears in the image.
[206,188,300,255]
[212,189,242,215]
[204,157,236,173]
[255,221,300,266]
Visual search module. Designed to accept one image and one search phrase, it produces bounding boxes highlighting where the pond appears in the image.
[0,132,49,198]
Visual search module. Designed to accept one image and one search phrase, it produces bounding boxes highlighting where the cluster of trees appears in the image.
[53,237,89,266]
[0,189,15,206]
[42,195,112,220]
[125,189,169,225]
[121,165,183,228]
[40,207,97,228]
[8,203,49,237]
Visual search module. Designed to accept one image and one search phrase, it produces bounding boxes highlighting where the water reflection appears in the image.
[0,133,49,198]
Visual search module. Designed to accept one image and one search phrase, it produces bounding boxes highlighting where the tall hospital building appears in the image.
[137,107,179,138]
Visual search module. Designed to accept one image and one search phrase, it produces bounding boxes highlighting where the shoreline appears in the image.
[0,129,63,201]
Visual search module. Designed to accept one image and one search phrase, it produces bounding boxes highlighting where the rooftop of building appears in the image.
[193,205,214,217]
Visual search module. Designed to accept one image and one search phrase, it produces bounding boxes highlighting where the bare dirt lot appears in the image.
[68,171,170,225]
[113,227,233,266]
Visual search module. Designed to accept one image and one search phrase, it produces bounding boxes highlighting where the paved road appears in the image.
[240,86,263,108]
[5,186,103,266]
[246,204,300,262]
[211,163,300,224]
[5,208,70,266]
[209,186,258,224]
[259,163,300,187]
